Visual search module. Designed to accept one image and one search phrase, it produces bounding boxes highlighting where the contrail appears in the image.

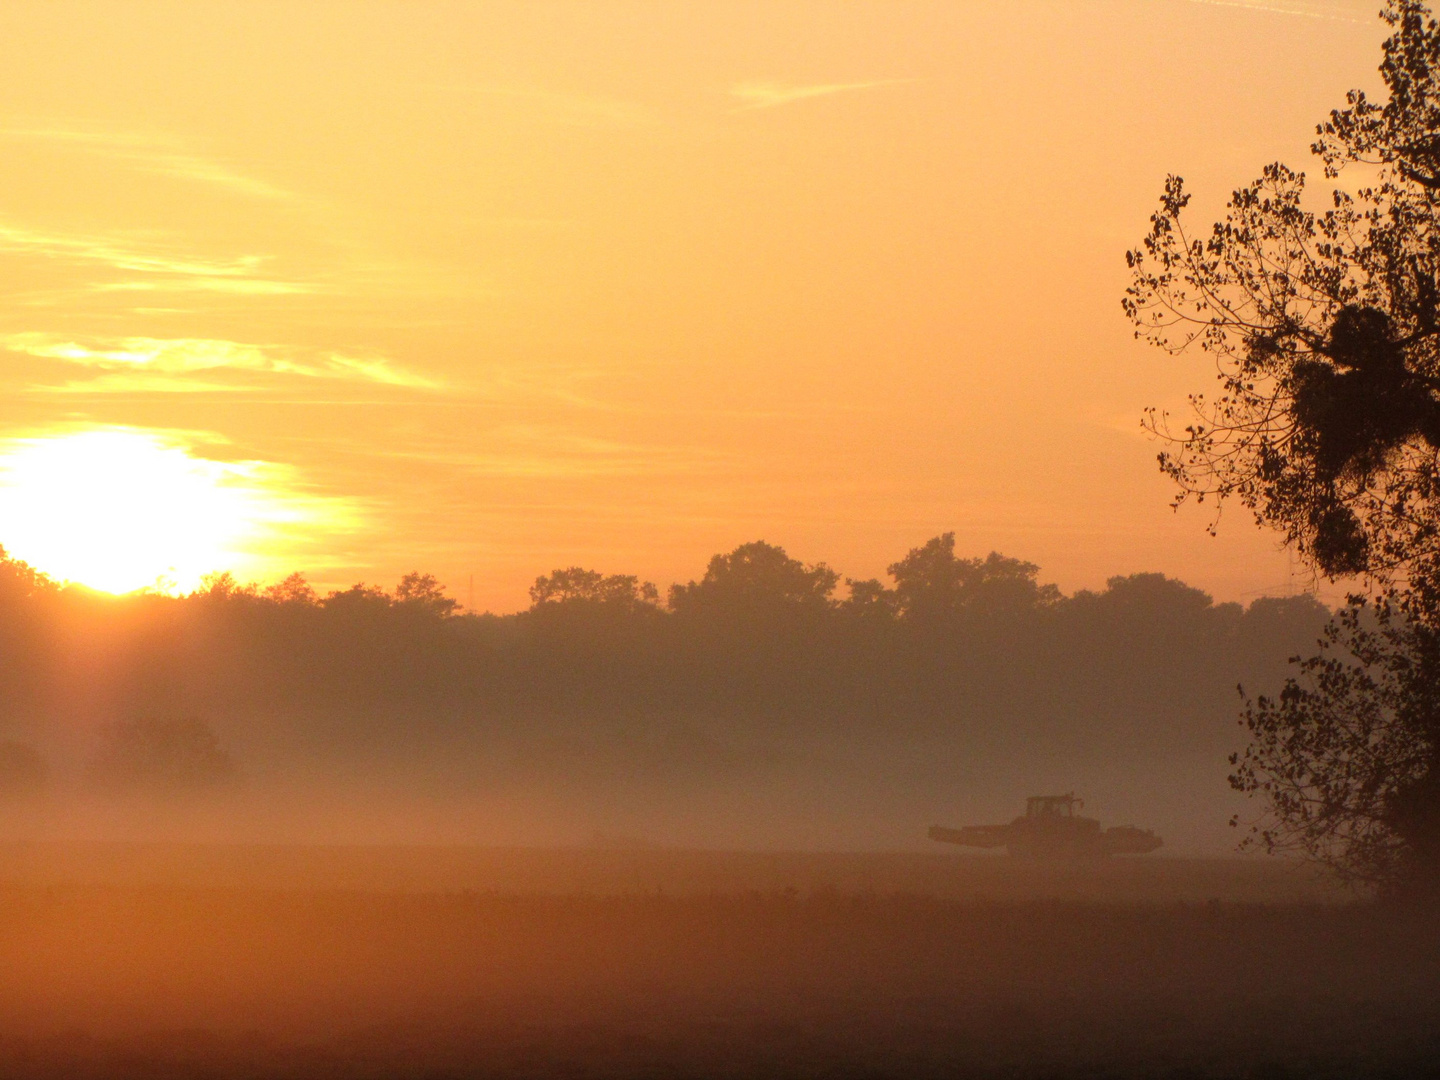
[1176,0,1367,23]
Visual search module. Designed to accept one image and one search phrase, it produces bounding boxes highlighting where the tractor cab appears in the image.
[1025,794,1082,820]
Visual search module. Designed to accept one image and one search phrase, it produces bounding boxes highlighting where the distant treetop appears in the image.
[668,541,839,618]
[529,567,659,611]
[888,533,1061,620]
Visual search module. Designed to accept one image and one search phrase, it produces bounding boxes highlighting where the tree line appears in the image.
[0,533,1326,803]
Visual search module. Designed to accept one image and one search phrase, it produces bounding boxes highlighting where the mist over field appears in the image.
[6,538,1388,1079]
[0,537,1327,853]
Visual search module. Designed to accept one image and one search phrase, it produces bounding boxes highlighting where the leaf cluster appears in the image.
[1233,575,1440,895]
[1126,1,1440,580]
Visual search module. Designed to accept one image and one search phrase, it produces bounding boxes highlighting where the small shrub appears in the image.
[88,716,237,795]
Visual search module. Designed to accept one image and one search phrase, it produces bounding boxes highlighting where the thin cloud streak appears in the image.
[0,223,313,295]
[291,423,717,480]
[460,424,707,479]
[730,79,915,111]
[0,223,262,277]
[93,278,315,296]
[1175,0,1367,22]
[3,333,440,391]
[0,128,296,201]
[33,374,252,395]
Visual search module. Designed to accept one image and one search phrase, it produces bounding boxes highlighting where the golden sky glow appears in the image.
[0,0,1387,603]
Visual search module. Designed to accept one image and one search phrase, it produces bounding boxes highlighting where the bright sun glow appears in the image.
[0,428,342,594]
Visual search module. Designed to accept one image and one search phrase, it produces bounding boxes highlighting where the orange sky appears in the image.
[0,0,1386,607]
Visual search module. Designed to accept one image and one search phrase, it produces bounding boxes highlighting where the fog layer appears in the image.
[0,536,1329,851]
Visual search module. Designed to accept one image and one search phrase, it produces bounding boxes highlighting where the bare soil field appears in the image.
[0,846,1433,1079]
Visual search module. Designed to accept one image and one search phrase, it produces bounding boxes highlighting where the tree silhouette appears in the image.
[395,572,459,617]
[529,567,659,611]
[840,577,897,619]
[0,543,1337,827]
[87,716,236,794]
[0,546,56,604]
[668,541,839,619]
[321,582,392,614]
[887,534,1060,622]
[265,572,318,605]
[1234,576,1440,894]
[1126,1,1440,582]
[1127,1,1440,893]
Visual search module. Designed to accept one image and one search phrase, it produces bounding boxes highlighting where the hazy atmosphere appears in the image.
[0,539,1330,851]
[6,2,1440,1078]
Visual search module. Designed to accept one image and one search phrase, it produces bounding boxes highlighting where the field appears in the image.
[0,845,1435,1079]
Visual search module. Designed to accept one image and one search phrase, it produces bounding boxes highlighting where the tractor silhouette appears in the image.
[928,793,1162,858]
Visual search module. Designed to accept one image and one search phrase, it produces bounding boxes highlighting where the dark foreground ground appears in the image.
[0,846,1435,1079]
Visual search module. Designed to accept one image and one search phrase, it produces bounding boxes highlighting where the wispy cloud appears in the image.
[3,333,439,391]
[0,223,258,276]
[329,423,711,480]
[93,278,315,296]
[730,79,914,111]
[38,374,251,395]
[0,128,295,201]
[461,425,698,478]
[0,222,314,295]
[1175,0,1368,22]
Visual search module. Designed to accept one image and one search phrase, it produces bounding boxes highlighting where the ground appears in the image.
[0,845,1434,1079]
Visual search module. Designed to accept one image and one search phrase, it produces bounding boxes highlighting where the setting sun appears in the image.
[0,428,335,593]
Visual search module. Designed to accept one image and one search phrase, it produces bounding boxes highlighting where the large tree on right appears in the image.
[1126,2,1440,894]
